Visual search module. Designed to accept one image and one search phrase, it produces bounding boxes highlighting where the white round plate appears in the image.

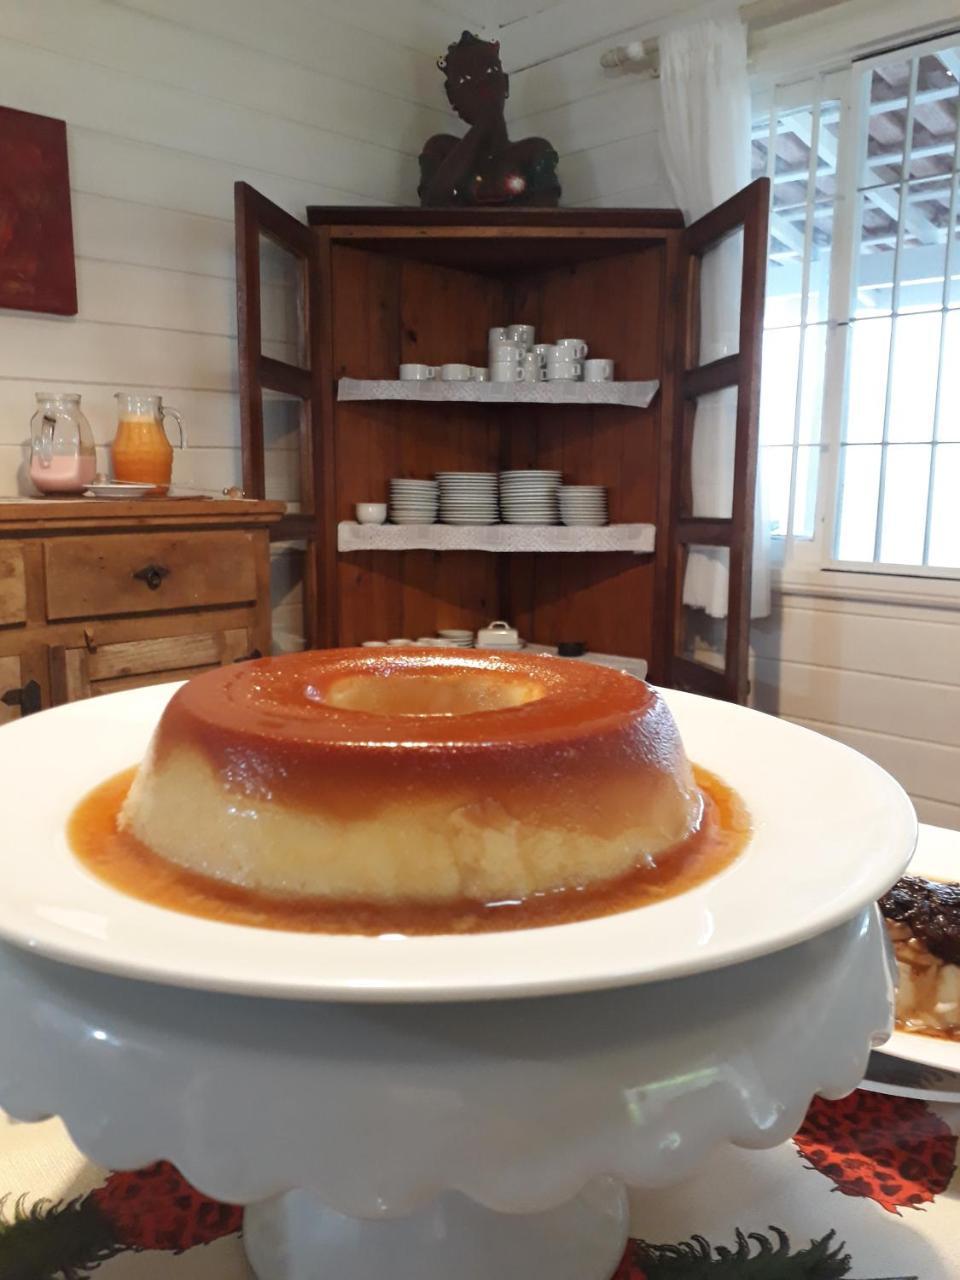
[882,827,960,1072]
[0,685,915,1003]
[84,483,155,499]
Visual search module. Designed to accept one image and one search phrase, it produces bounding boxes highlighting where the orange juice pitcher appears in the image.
[112,393,185,494]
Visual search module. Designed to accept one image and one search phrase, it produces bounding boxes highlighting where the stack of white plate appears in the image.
[499,470,562,524]
[389,478,439,524]
[558,485,608,527]
[437,629,474,647]
[437,472,499,525]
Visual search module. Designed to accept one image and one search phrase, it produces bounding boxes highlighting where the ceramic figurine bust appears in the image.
[419,32,561,208]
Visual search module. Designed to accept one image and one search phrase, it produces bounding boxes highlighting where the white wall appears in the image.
[752,593,960,830]
[504,29,673,209]
[0,0,461,501]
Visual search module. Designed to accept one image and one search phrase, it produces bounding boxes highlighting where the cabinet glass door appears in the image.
[664,178,770,703]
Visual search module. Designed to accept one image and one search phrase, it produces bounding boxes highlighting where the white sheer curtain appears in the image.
[660,15,771,620]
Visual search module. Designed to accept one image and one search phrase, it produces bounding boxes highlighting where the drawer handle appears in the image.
[132,563,170,591]
[1,680,42,716]
[234,649,263,664]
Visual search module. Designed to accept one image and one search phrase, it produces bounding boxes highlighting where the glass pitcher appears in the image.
[29,392,97,495]
[112,393,185,494]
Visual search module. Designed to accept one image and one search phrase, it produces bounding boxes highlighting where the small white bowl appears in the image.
[387,638,414,645]
[356,502,387,524]
[361,640,388,647]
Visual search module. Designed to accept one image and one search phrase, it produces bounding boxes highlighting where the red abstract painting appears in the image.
[0,105,77,316]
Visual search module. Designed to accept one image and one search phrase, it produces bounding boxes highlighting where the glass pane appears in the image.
[759,328,799,444]
[772,107,818,213]
[263,390,306,513]
[681,543,728,669]
[855,186,900,314]
[806,201,834,323]
[908,51,959,182]
[259,233,308,369]
[270,539,309,653]
[798,322,827,444]
[928,444,960,567]
[950,175,960,309]
[896,178,951,312]
[878,442,931,564]
[835,444,881,560]
[761,445,792,536]
[688,387,738,519]
[792,444,820,539]
[940,310,960,440]
[766,208,806,329]
[697,229,743,363]
[863,60,913,189]
[845,318,891,442]
[888,311,942,441]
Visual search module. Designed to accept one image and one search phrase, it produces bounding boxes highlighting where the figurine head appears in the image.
[438,31,509,126]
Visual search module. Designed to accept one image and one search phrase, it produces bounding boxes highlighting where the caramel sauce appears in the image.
[68,765,750,936]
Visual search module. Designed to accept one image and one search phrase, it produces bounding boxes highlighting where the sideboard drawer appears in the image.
[0,543,26,627]
[44,532,258,620]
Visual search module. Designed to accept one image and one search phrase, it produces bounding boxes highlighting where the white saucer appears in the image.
[84,483,156,499]
[882,827,960,1072]
[0,684,915,1003]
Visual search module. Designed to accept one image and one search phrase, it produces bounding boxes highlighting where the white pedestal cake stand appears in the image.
[0,910,893,1280]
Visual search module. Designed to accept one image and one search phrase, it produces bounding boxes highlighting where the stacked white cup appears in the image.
[545,338,588,381]
[489,325,541,383]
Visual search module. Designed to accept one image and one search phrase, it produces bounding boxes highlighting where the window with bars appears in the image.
[753,34,960,576]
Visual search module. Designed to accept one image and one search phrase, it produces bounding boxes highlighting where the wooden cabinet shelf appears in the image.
[337,378,660,409]
[338,522,656,555]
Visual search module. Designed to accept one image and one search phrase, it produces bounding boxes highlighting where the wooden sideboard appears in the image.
[0,498,285,725]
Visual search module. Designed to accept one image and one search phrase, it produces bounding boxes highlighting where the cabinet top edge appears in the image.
[306,206,686,231]
[0,499,286,532]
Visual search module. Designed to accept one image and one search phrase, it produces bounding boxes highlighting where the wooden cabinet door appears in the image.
[235,182,329,648]
[50,628,257,702]
[661,178,770,704]
[0,648,46,724]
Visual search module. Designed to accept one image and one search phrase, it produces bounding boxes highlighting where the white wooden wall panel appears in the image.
[511,80,662,160]
[68,131,388,225]
[755,597,960,828]
[506,33,673,209]
[915,797,960,830]
[753,602,960,686]
[112,0,453,101]
[754,659,960,748]
[789,716,960,813]
[0,43,416,204]
[0,0,450,155]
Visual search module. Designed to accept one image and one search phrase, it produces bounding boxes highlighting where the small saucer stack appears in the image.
[389,478,439,524]
[499,470,561,524]
[437,629,473,647]
[437,472,499,525]
[558,485,608,527]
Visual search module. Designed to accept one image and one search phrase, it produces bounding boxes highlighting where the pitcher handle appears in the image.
[37,413,56,468]
[161,407,186,449]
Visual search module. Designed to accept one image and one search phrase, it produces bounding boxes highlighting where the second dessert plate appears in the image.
[883,829,960,1073]
[0,684,915,1002]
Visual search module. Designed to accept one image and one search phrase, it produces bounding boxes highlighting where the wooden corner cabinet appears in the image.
[0,498,284,725]
[235,184,769,702]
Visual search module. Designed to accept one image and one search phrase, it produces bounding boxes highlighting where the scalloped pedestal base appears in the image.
[244,1182,629,1280]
